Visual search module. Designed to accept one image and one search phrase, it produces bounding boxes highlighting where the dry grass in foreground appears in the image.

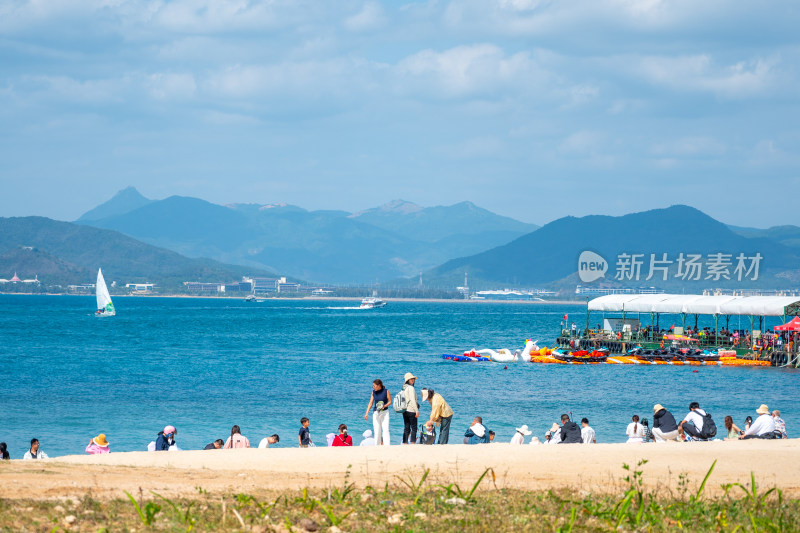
[1,461,798,532]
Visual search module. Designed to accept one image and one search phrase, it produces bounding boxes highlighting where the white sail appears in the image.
[96,268,115,316]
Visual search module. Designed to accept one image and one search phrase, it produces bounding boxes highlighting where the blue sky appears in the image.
[1,0,798,227]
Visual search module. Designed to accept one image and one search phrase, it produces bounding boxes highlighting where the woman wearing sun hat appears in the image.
[85,434,110,454]
[510,425,532,445]
[740,404,776,439]
[401,372,420,444]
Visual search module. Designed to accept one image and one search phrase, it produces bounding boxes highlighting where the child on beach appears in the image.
[298,417,313,448]
[419,421,436,445]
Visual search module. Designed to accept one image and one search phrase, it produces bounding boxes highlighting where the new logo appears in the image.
[578,251,608,283]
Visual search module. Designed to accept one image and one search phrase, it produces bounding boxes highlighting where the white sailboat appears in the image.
[95,268,116,317]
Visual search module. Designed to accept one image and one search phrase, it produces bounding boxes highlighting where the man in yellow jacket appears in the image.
[421,388,454,444]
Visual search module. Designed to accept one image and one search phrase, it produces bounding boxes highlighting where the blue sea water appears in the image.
[1,294,797,458]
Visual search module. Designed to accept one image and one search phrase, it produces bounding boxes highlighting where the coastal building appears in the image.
[575,285,665,296]
[125,283,155,294]
[471,289,556,301]
[184,282,222,294]
[67,284,95,294]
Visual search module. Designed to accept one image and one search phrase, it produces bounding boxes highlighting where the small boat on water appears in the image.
[95,268,115,317]
[360,296,387,309]
[244,295,266,302]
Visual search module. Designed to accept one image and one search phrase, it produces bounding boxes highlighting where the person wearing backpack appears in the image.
[396,372,419,444]
[678,402,716,441]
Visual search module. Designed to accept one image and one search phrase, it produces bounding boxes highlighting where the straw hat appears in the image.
[516,425,532,435]
[92,434,109,447]
[549,423,561,433]
[653,404,665,414]
[404,372,417,383]
[756,404,770,415]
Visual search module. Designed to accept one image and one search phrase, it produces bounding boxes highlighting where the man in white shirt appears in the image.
[741,405,776,439]
[581,418,596,444]
[678,402,711,441]
[23,438,48,460]
[257,434,280,448]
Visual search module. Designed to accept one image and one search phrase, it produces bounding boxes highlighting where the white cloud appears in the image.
[394,44,544,99]
[636,55,777,98]
[344,2,386,32]
[650,136,726,157]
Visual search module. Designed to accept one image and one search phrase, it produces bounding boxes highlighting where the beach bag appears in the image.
[699,413,717,439]
[393,388,409,413]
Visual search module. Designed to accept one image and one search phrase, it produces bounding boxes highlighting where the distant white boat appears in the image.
[95,268,115,317]
[245,295,265,302]
[360,296,387,309]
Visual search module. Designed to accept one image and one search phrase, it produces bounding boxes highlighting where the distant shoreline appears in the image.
[0,292,584,305]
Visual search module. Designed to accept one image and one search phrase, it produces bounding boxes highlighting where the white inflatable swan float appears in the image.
[475,339,539,363]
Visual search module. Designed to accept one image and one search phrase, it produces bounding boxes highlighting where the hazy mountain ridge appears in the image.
[0,216,275,288]
[427,205,800,289]
[76,189,540,284]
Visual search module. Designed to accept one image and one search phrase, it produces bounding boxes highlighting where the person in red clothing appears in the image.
[332,424,353,446]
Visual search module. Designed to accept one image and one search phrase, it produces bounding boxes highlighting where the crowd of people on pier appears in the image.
[2,372,790,459]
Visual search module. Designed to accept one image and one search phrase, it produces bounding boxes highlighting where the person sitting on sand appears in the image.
[641,419,652,442]
[418,421,436,445]
[773,410,788,439]
[85,433,110,454]
[581,418,596,444]
[546,423,561,445]
[360,429,376,446]
[678,402,713,441]
[740,405,776,439]
[332,424,353,446]
[626,415,645,443]
[463,416,491,444]
[154,426,177,451]
[258,434,280,448]
[724,416,742,440]
[652,404,679,442]
[204,439,224,450]
[559,414,582,444]
[0,442,9,460]
[510,425,532,445]
[23,438,48,460]
[224,425,251,448]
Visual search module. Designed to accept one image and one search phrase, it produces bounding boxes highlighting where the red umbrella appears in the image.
[774,316,800,332]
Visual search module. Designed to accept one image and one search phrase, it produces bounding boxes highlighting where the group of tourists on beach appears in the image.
[3,372,789,458]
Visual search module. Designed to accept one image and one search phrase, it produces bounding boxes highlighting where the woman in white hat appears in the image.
[510,425,532,445]
[401,373,420,444]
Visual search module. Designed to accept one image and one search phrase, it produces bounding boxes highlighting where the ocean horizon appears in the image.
[2,295,796,458]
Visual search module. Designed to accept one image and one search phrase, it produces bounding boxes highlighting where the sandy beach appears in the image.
[2,440,798,501]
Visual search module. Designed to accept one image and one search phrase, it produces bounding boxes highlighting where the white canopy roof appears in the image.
[588,294,800,317]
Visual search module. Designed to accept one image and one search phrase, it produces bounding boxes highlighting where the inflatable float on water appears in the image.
[442,341,770,366]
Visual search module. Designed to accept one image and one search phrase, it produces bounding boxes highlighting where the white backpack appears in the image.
[393,387,409,413]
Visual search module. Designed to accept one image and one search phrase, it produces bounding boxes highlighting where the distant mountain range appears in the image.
[0,217,275,288]
[426,205,800,289]
[76,188,539,284]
